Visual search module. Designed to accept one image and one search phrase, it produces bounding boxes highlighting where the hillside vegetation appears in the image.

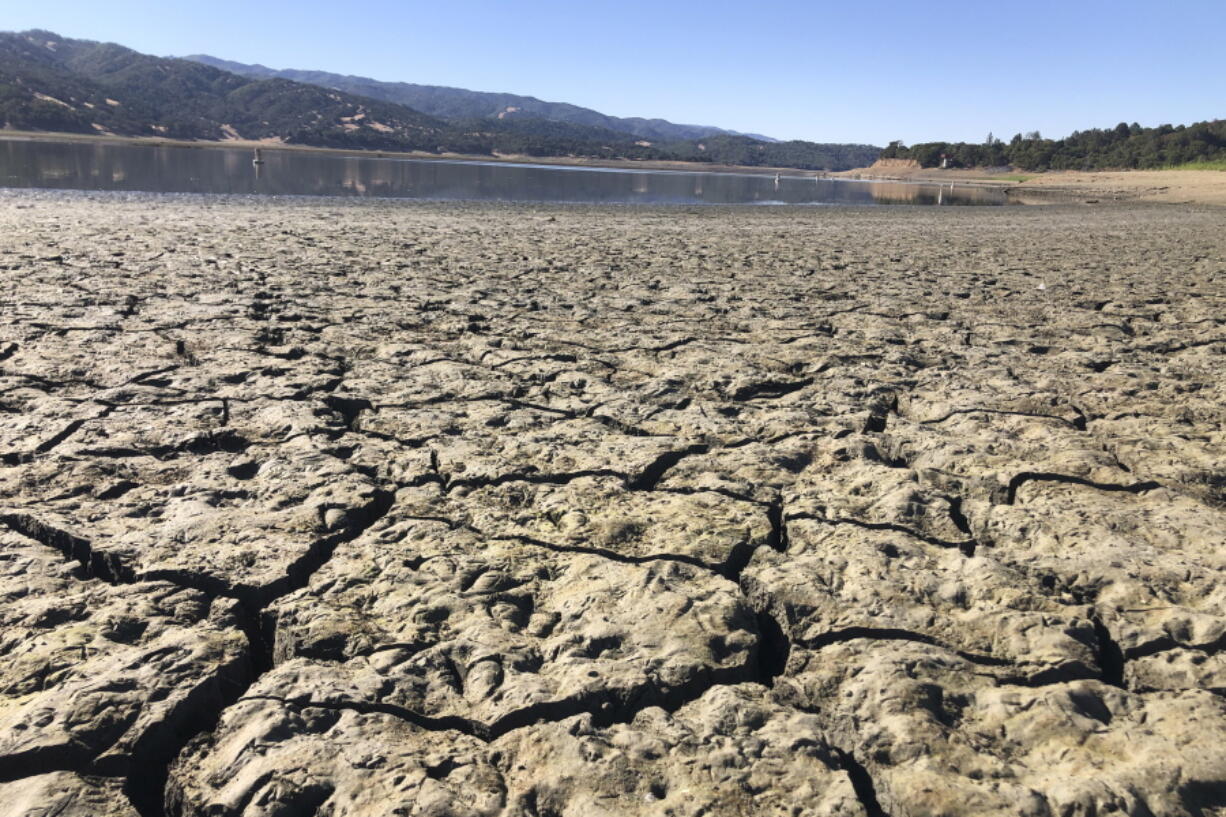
[0,30,449,149]
[667,135,879,171]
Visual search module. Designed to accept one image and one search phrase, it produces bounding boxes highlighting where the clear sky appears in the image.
[6,0,1224,145]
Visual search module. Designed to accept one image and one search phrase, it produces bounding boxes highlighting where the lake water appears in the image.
[0,138,1011,206]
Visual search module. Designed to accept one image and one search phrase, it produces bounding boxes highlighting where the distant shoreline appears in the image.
[0,129,831,179]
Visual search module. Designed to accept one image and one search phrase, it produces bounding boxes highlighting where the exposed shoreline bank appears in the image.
[837,162,1226,206]
[1,191,1224,815]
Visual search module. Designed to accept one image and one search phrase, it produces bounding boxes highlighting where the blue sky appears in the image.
[7,0,1224,145]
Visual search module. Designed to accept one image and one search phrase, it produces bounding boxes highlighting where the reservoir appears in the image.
[0,138,1012,206]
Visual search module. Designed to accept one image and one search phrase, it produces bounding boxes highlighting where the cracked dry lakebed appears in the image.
[1,189,1225,817]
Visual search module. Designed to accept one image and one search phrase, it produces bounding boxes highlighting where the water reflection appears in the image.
[868,182,1001,206]
[0,138,1012,206]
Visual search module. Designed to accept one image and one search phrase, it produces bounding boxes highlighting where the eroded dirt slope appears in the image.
[1,191,1224,817]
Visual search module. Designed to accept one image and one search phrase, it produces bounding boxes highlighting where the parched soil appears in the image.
[1,191,1225,817]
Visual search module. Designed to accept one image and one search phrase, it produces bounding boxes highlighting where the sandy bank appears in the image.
[1011,168,1226,206]
[840,161,1226,206]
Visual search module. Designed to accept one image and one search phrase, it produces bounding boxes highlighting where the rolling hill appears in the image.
[0,30,451,150]
[0,30,881,170]
[185,53,777,144]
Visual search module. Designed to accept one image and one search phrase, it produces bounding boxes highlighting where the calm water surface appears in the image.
[0,139,1011,206]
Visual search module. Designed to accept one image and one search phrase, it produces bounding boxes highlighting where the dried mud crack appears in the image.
[2,191,1226,817]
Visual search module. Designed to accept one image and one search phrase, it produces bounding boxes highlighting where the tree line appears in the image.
[880,120,1226,170]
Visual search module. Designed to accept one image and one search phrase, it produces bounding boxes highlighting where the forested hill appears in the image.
[881,120,1226,171]
[0,30,450,148]
[664,135,879,172]
[185,53,776,144]
[0,30,878,170]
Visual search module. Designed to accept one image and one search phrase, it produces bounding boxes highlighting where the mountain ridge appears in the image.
[184,53,779,144]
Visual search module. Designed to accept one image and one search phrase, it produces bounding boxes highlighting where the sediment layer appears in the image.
[1,190,1224,816]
